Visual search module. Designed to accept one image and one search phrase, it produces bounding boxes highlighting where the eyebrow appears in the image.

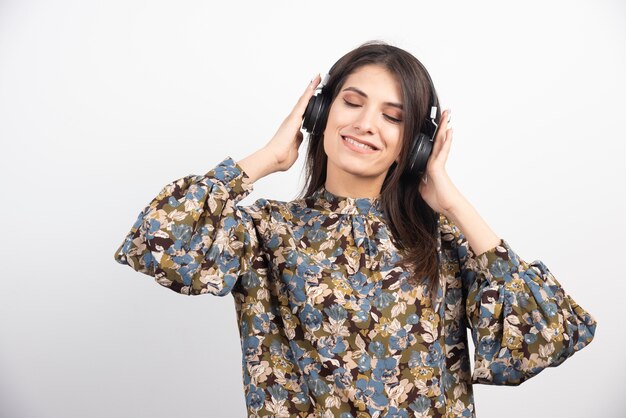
[341,86,404,110]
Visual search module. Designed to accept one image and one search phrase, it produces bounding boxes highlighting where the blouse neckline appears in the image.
[309,185,384,217]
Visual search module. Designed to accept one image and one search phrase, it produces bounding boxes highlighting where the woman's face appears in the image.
[323,64,405,184]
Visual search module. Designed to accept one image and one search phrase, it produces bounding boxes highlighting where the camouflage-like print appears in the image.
[114,156,596,417]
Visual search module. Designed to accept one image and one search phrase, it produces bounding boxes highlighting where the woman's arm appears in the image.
[113,156,261,296]
[237,147,280,184]
[438,214,597,385]
[442,192,501,256]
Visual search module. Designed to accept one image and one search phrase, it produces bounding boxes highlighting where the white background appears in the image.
[1,0,624,417]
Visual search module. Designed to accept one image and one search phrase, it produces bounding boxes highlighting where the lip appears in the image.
[341,135,380,154]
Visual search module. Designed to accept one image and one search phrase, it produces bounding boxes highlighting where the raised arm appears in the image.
[113,156,262,296]
[113,74,323,295]
[439,213,597,385]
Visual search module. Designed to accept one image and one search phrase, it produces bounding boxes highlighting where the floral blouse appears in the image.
[113,156,597,418]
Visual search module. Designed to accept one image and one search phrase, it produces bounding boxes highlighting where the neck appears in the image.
[324,162,386,199]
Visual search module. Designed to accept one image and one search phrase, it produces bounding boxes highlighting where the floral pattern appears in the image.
[114,156,597,417]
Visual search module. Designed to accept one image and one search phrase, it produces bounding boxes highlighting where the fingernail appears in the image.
[310,73,319,85]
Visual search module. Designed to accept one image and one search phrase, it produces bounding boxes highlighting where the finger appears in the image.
[431,127,453,167]
[439,128,453,162]
[292,74,321,119]
[432,109,451,156]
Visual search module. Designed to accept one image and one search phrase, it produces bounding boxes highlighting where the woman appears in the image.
[113,41,597,417]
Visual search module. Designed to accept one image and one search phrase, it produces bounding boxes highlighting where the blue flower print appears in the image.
[281,271,306,304]
[408,350,423,368]
[211,163,236,183]
[540,300,558,317]
[306,371,330,396]
[354,310,370,323]
[441,368,456,391]
[269,339,283,357]
[368,341,386,358]
[424,341,443,367]
[140,252,157,271]
[355,378,388,409]
[243,336,261,361]
[147,218,161,236]
[283,248,299,267]
[490,258,512,280]
[524,332,538,345]
[166,196,181,208]
[490,361,523,385]
[347,271,375,296]
[503,292,516,316]
[241,269,261,289]
[445,288,462,306]
[306,220,328,243]
[372,357,398,384]
[253,313,274,334]
[324,304,348,322]
[299,304,323,332]
[266,232,281,250]
[267,384,288,402]
[215,248,240,274]
[389,329,415,351]
[366,237,380,258]
[183,184,206,202]
[477,337,500,362]
[317,335,347,358]
[517,290,531,309]
[246,384,265,411]
[406,314,420,325]
[357,352,372,372]
[526,309,548,331]
[372,290,395,310]
[333,367,353,390]
[222,216,239,233]
[170,224,192,250]
[296,258,322,284]
[409,395,431,413]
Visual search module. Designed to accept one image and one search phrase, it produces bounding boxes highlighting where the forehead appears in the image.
[342,64,402,100]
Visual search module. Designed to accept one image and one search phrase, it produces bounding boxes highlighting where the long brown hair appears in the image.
[296,40,442,302]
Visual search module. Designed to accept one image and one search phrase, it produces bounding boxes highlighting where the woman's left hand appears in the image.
[418,109,464,216]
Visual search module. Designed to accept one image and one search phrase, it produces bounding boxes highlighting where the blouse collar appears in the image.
[309,185,384,217]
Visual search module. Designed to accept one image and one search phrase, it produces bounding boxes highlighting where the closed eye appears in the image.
[343,99,360,108]
[385,115,402,123]
[343,99,402,124]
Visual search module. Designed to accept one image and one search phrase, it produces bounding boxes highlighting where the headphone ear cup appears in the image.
[302,90,331,136]
[406,132,433,177]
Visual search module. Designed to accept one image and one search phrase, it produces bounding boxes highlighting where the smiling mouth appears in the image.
[341,136,378,151]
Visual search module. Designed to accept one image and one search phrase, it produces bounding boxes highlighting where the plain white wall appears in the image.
[1,0,624,417]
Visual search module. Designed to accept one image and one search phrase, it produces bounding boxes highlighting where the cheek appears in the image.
[385,128,404,153]
[325,101,352,130]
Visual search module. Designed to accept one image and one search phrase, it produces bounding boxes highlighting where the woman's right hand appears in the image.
[263,74,322,172]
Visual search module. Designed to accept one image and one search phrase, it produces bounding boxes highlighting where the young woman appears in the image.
[113,41,597,417]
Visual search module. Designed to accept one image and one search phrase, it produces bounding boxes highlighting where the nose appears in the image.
[352,106,378,134]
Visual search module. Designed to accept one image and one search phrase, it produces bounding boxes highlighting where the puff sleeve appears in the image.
[113,156,260,296]
[438,214,597,386]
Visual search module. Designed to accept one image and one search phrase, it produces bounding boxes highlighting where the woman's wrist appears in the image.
[444,196,501,256]
[236,147,280,184]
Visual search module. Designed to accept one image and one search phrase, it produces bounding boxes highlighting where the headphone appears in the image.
[301,71,441,178]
